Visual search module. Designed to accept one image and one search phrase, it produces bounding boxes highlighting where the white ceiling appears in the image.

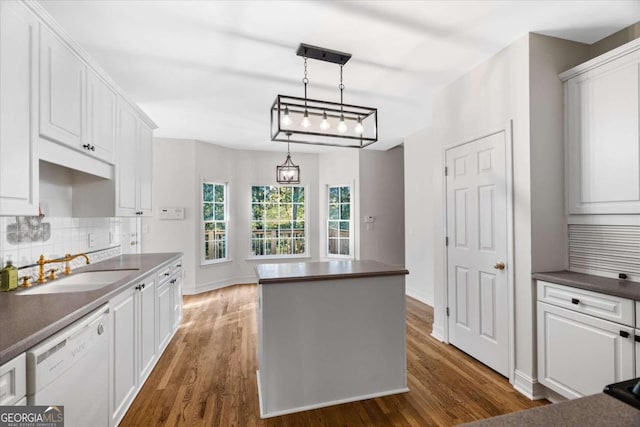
[40,1,640,153]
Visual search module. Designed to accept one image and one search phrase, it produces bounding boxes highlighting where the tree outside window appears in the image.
[328,186,351,256]
[203,182,228,263]
[251,186,306,256]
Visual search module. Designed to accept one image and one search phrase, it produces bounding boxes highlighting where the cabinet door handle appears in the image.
[82,143,91,150]
[135,285,141,291]
[141,283,145,289]
[620,330,630,338]
[635,335,640,342]
[164,272,170,277]
[90,145,96,151]
[571,298,580,305]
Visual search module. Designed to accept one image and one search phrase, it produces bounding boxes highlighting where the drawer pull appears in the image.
[635,335,640,342]
[620,330,630,338]
[571,298,580,305]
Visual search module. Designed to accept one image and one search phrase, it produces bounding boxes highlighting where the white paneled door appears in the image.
[446,130,509,377]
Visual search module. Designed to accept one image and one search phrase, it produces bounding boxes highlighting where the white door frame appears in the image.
[441,120,515,384]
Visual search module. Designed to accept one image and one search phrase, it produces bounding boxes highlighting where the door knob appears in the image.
[494,262,506,270]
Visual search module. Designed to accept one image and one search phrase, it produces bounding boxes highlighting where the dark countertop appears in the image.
[533,271,640,301]
[0,252,181,365]
[462,394,640,426]
[254,260,409,285]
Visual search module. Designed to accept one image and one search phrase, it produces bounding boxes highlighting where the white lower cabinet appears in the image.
[109,258,182,426]
[109,274,156,427]
[0,353,26,406]
[157,280,173,352]
[172,271,183,329]
[109,286,137,427]
[537,281,636,399]
[157,259,183,353]
[137,277,157,385]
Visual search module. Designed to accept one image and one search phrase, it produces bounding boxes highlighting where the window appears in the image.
[251,186,306,257]
[202,182,228,263]
[327,186,351,257]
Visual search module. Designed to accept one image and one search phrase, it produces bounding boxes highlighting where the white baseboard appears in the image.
[406,287,433,306]
[513,369,547,400]
[257,370,409,419]
[431,321,445,342]
[183,276,257,295]
[543,387,567,404]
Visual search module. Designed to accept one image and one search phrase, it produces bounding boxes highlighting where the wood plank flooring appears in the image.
[121,284,546,426]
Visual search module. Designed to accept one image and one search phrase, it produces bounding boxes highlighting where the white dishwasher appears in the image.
[27,305,109,427]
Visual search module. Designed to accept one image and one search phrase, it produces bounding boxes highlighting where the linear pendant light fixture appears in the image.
[270,43,378,149]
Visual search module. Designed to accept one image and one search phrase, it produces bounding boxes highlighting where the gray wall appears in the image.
[590,21,640,57]
[403,33,590,396]
[146,139,406,294]
[359,146,405,266]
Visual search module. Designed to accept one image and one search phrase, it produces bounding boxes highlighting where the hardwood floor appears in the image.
[121,284,546,426]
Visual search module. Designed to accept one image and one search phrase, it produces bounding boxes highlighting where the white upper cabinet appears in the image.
[1,1,155,217]
[87,70,116,164]
[39,25,86,149]
[562,41,640,214]
[116,101,138,216]
[116,99,153,217]
[137,121,153,216]
[0,1,39,216]
[40,25,119,166]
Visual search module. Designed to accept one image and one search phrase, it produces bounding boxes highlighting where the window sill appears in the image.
[325,254,354,260]
[245,255,312,262]
[200,259,233,267]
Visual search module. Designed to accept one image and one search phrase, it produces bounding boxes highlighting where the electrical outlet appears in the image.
[88,233,95,248]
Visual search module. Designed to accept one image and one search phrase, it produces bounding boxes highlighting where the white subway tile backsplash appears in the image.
[0,216,137,269]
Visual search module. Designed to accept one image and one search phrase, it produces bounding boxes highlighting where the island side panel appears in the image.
[258,275,407,417]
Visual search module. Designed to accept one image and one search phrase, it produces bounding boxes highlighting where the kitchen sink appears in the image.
[18,270,139,295]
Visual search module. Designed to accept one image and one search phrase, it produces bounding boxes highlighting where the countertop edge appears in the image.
[257,268,410,284]
[0,252,182,365]
[461,394,640,426]
[532,271,640,301]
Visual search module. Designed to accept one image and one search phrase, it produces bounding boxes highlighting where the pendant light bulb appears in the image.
[282,106,292,126]
[301,110,311,128]
[337,114,347,133]
[354,117,363,134]
[320,111,330,130]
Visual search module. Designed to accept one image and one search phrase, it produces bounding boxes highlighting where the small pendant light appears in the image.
[276,133,300,184]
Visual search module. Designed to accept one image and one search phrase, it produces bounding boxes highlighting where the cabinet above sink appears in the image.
[0,1,156,218]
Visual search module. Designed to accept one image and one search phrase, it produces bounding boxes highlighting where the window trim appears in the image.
[249,184,310,259]
[326,184,354,259]
[201,179,230,265]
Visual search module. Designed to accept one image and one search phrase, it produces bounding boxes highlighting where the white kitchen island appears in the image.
[254,260,409,418]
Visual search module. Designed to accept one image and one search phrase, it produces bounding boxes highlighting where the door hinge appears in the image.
[446,307,450,317]
[445,236,449,246]
[444,166,448,176]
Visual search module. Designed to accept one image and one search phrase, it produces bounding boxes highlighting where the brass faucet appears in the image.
[37,253,90,284]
